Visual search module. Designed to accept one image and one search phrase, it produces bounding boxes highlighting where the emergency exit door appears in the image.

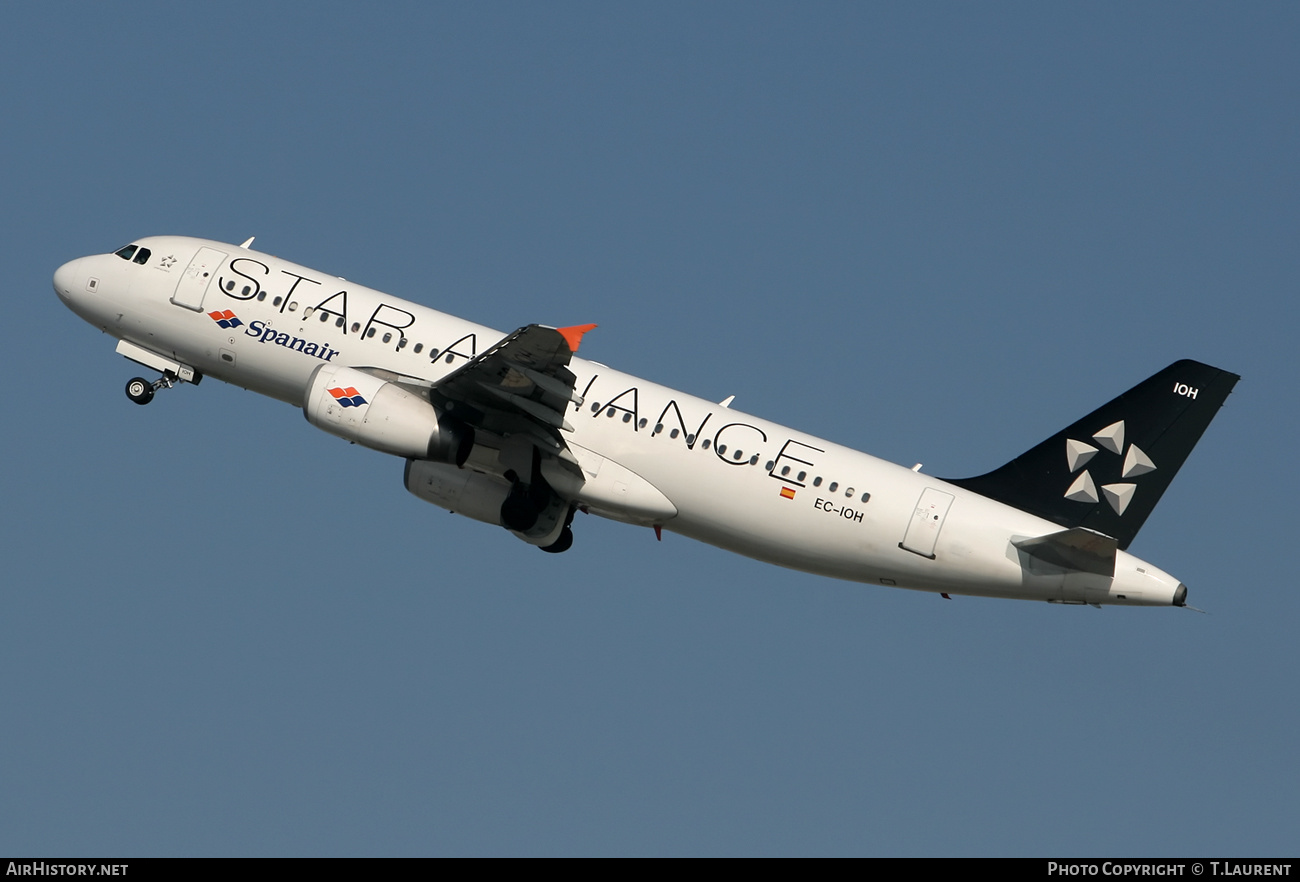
[171,247,227,311]
[900,488,954,559]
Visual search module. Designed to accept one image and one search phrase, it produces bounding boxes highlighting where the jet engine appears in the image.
[304,364,472,464]
[404,458,572,550]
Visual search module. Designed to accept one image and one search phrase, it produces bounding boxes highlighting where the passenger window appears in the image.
[860,492,871,503]
[414,343,423,353]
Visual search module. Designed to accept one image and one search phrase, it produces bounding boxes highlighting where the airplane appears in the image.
[53,235,1239,608]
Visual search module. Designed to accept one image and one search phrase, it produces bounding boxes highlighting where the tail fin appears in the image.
[947,360,1239,550]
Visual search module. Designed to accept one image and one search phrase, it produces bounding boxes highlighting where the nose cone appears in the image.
[53,258,82,302]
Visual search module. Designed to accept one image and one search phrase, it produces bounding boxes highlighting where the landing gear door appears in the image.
[171,247,227,311]
[900,488,954,559]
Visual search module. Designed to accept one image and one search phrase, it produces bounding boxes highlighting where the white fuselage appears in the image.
[54,236,1185,606]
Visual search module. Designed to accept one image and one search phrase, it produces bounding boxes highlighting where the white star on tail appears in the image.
[1063,421,1157,515]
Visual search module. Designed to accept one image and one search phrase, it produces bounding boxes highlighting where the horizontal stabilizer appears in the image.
[1013,528,1117,576]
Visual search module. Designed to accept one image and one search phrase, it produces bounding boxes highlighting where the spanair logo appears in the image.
[208,309,243,329]
[328,386,367,408]
[1062,420,1156,516]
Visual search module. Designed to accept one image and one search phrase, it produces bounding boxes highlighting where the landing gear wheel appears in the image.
[125,377,155,405]
[541,525,574,554]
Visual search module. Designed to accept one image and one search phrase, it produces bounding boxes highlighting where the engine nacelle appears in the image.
[404,458,570,548]
[304,364,472,463]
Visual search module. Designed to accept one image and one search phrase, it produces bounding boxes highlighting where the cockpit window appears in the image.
[115,244,138,261]
[133,247,151,265]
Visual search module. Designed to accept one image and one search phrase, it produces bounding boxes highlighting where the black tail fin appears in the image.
[947,360,1239,550]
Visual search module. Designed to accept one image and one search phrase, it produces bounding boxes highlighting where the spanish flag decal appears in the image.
[780,487,796,500]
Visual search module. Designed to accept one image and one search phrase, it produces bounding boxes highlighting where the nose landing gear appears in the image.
[125,374,176,405]
[115,341,202,405]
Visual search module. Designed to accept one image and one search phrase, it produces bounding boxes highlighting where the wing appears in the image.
[427,323,597,455]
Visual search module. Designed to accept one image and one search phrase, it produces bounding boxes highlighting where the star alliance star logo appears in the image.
[1062,420,1156,515]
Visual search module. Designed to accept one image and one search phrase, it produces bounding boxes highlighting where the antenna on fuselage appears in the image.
[240,236,255,249]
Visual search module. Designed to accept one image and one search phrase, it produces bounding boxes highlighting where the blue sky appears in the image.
[3,2,1296,856]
